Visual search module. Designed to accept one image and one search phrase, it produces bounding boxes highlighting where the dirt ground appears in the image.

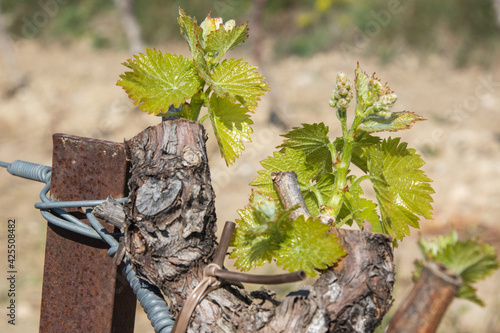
[1,40,499,332]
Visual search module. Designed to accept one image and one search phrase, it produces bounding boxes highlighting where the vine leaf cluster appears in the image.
[414,230,499,306]
[233,66,434,275]
[116,9,434,277]
[117,9,269,166]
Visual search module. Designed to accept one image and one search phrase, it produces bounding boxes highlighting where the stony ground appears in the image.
[1,40,499,332]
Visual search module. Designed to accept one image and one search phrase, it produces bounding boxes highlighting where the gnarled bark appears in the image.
[103,118,394,332]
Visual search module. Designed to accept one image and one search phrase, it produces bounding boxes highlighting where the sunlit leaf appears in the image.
[439,240,498,284]
[210,58,269,111]
[367,137,434,241]
[208,94,253,165]
[230,192,293,271]
[117,49,201,115]
[279,123,333,180]
[276,216,346,277]
[205,22,249,63]
[251,148,332,215]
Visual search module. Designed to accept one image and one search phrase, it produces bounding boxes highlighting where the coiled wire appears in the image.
[1,160,175,333]
[2,160,51,183]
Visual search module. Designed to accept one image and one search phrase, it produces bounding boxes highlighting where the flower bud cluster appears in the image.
[366,77,398,118]
[373,92,398,117]
[329,72,354,112]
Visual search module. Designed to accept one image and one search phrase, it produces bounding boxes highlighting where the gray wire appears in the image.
[37,181,102,238]
[1,160,175,332]
[35,197,128,209]
[38,210,102,239]
[86,209,120,247]
[3,160,51,183]
[86,209,175,332]
[123,261,176,333]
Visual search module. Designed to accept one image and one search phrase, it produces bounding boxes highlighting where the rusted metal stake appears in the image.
[39,134,136,333]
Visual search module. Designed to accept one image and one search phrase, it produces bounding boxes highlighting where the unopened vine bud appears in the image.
[330,72,353,112]
[223,20,236,31]
[373,92,398,115]
[338,87,349,97]
[346,91,354,102]
[371,80,383,95]
[337,99,349,110]
[380,93,398,106]
[336,72,348,84]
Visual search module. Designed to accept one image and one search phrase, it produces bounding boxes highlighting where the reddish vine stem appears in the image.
[173,220,305,333]
[386,261,462,333]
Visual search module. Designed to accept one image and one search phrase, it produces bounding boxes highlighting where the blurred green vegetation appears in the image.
[2,0,499,67]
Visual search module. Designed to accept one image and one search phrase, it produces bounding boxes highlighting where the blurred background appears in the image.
[0,0,499,332]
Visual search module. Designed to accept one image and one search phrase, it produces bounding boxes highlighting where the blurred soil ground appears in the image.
[0,40,499,332]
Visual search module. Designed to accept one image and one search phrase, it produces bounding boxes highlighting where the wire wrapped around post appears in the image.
[1,159,176,333]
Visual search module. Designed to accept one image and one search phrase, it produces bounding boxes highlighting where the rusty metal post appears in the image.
[39,134,136,333]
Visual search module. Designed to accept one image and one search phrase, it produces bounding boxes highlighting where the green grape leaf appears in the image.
[178,9,202,51]
[367,137,434,241]
[438,240,498,284]
[335,132,380,173]
[251,148,329,215]
[313,172,336,211]
[117,49,202,115]
[415,231,499,306]
[205,22,249,64]
[276,216,346,277]
[456,284,485,306]
[208,94,253,166]
[354,65,370,112]
[279,123,333,180]
[251,148,315,200]
[178,9,208,72]
[358,111,426,133]
[343,192,380,232]
[230,191,293,271]
[210,58,269,111]
[418,230,459,258]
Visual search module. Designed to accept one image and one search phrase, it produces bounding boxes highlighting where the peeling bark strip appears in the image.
[118,119,394,332]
